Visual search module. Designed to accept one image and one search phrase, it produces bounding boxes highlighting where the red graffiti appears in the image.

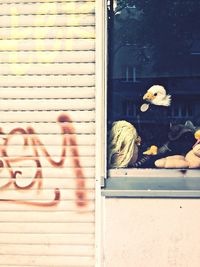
[0,114,87,207]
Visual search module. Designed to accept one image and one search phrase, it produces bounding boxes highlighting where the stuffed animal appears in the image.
[155,155,189,168]
[185,144,200,168]
[141,85,171,109]
[138,85,172,149]
[155,129,200,169]
[132,121,196,168]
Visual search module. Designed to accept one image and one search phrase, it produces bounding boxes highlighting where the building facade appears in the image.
[0,1,200,267]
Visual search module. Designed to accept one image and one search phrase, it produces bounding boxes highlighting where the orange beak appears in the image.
[143,91,155,101]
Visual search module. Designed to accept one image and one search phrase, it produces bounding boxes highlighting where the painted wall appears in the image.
[0,0,96,266]
[102,198,200,267]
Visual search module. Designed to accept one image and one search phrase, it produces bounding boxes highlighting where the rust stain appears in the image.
[0,113,88,208]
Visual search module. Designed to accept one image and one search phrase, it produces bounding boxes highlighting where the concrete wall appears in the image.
[102,197,200,267]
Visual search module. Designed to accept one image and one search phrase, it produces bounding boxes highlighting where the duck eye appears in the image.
[154,93,158,96]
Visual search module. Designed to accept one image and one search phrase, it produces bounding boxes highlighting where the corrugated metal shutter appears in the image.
[0,1,95,266]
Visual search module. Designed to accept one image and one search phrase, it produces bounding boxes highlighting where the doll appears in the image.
[108,120,141,168]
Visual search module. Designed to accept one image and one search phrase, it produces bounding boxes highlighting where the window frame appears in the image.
[97,0,200,198]
[95,0,108,187]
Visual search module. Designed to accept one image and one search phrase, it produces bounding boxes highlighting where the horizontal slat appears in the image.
[0,233,94,245]
[0,134,95,145]
[0,157,95,167]
[0,122,95,133]
[0,244,94,256]
[0,111,95,122]
[0,87,95,98]
[0,0,95,3]
[0,39,94,51]
[0,63,94,75]
[0,184,94,196]
[0,75,95,86]
[0,255,94,267]
[0,189,95,201]
[0,50,95,63]
[0,199,95,211]
[0,98,95,110]
[1,149,95,159]
[0,180,94,190]
[0,167,95,178]
[0,125,94,134]
[0,222,94,233]
[1,145,95,156]
[0,210,92,224]
[0,2,95,15]
[0,14,95,27]
[0,196,94,211]
[0,264,92,267]
[0,26,95,40]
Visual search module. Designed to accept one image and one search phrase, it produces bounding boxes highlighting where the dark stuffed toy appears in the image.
[138,85,171,148]
[131,121,196,168]
[155,128,200,168]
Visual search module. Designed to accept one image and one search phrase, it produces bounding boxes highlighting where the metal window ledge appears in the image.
[102,168,200,198]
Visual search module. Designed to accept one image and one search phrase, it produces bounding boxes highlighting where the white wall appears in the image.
[102,198,200,267]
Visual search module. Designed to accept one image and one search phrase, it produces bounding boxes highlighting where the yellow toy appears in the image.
[143,145,158,155]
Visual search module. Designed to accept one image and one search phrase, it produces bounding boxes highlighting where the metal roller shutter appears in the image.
[0,1,95,266]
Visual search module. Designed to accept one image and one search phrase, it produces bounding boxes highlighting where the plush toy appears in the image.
[108,120,141,168]
[132,121,196,168]
[155,129,200,168]
[138,85,172,150]
[185,144,200,168]
[155,155,189,168]
[141,85,171,111]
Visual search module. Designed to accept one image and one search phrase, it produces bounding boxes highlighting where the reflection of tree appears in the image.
[109,0,200,76]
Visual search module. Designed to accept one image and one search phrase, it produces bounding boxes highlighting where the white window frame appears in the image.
[95,0,108,188]
[96,0,200,198]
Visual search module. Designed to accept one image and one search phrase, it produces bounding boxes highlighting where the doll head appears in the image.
[108,120,141,168]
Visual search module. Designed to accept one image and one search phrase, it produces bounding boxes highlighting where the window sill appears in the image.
[102,168,200,198]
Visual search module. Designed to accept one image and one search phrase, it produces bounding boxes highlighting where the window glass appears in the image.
[107,0,200,169]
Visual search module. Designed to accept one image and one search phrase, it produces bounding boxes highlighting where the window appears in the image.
[121,65,138,82]
[122,100,137,118]
[169,103,193,120]
[107,0,200,173]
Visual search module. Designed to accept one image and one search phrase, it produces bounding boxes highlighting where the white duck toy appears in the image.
[142,85,171,111]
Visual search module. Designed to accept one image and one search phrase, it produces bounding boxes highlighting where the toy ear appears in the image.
[185,120,196,132]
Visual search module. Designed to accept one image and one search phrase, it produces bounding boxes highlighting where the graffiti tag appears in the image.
[0,114,87,208]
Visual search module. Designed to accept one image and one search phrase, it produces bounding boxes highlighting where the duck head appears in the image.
[143,85,171,107]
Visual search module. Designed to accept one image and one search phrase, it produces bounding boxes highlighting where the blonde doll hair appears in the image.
[108,120,139,168]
